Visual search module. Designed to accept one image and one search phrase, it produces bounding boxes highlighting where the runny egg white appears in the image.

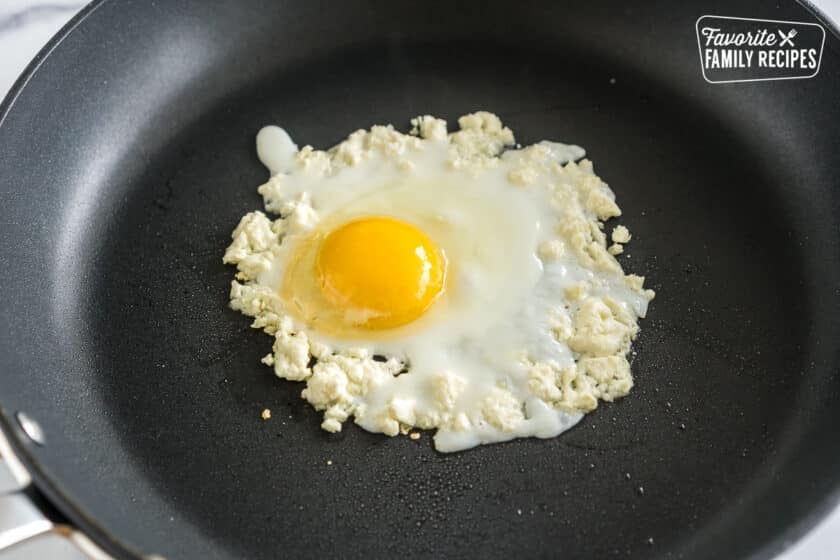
[224,113,654,452]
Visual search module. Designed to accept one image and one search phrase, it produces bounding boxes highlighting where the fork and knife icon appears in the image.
[778,28,798,46]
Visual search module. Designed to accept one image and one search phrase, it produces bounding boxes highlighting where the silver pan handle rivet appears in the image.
[15,412,45,446]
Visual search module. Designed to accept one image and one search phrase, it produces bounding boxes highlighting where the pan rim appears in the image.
[0,2,144,557]
[0,0,838,559]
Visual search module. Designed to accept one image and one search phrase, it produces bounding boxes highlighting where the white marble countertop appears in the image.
[0,1,838,559]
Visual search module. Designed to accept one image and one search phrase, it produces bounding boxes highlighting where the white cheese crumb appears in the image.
[481,387,525,432]
[577,355,633,401]
[564,283,588,302]
[433,371,467,412]
[526,360,562,401]
[538,239,565,260]
[612,225,632,243]
[568,297,637,357]
[508,167,539,186]
[410,115,448,141]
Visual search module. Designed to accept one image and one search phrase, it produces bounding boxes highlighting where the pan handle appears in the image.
[0,490,117,560]
[0,491,53,550]
[0,426,116,559]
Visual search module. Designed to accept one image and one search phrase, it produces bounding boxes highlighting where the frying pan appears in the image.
[1,0,839,558]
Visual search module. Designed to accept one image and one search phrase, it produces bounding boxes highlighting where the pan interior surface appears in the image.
[0,1,838,559]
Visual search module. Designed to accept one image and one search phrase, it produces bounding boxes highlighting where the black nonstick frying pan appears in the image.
[1,1,839,558]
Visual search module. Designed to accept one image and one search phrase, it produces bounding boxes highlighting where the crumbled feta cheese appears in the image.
[508,167,539,186]
[568,297,638,357]
[577,355,633,401]
[225,112,654,451]
[432,371,467,412]
[410,115,448,141]
[612,225,632,244]
[481,387,525,432]
[538,239,565,260]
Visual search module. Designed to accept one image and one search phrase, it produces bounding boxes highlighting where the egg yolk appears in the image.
[315,216,446,330]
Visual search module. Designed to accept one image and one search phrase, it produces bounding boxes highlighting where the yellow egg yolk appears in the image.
[315,216,446,330]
